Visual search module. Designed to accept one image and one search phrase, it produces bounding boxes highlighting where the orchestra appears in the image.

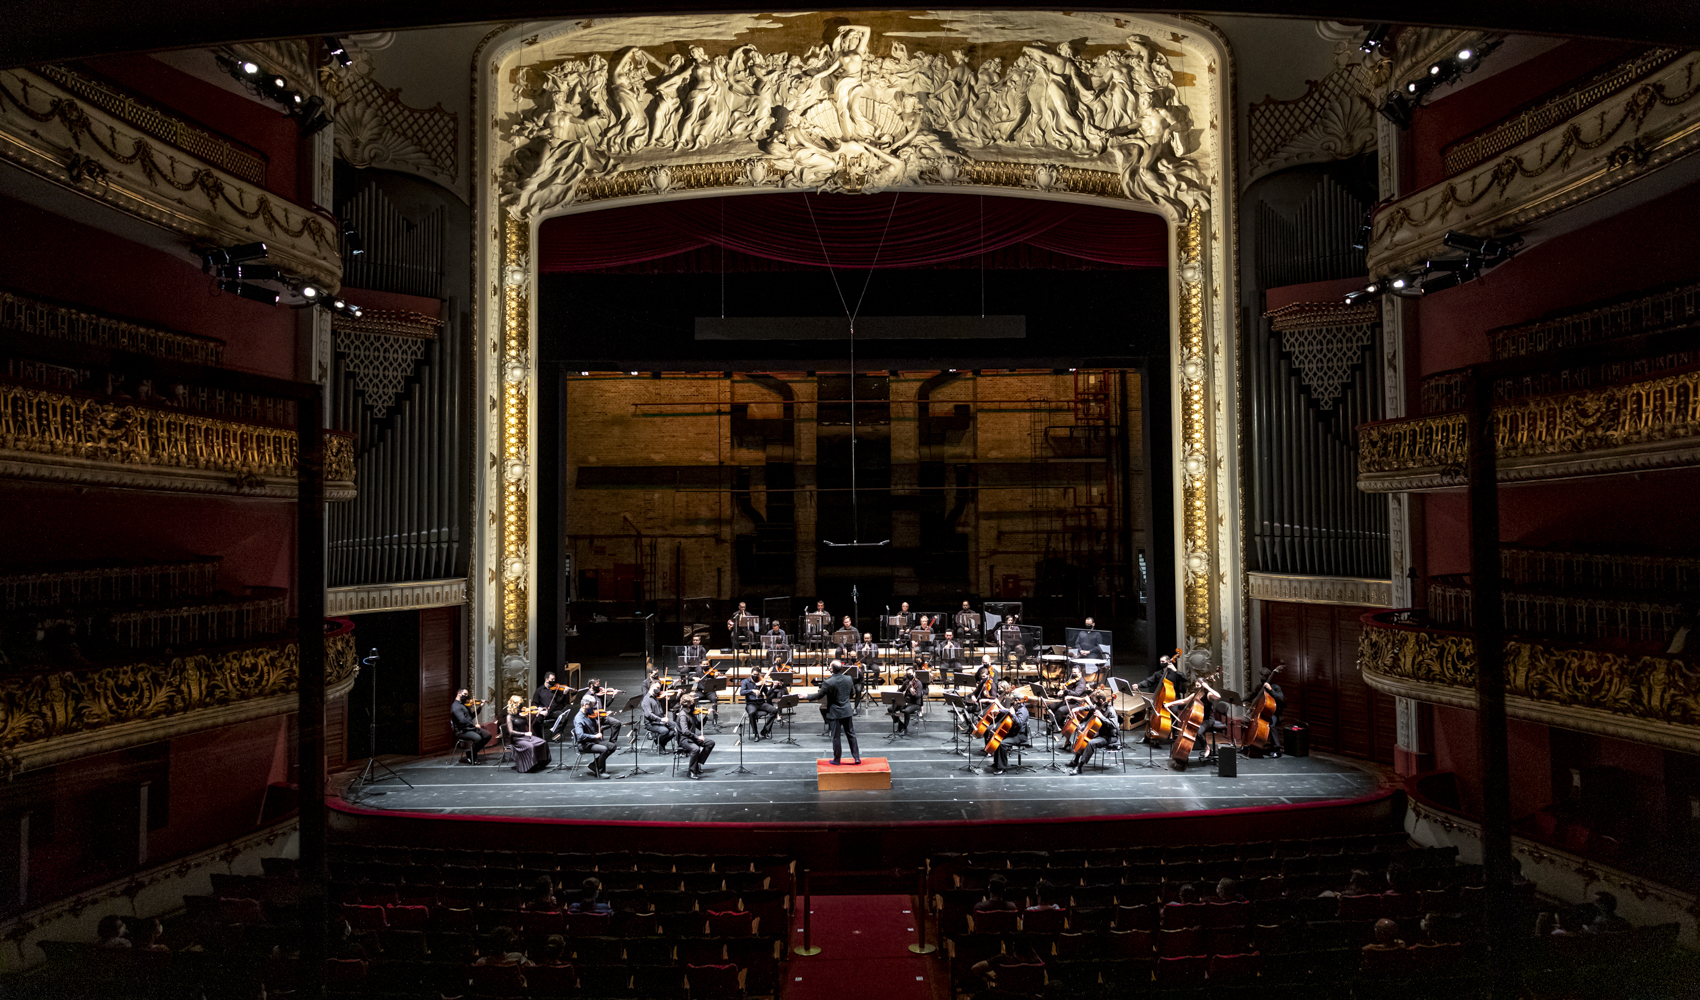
[462,601,1293,783]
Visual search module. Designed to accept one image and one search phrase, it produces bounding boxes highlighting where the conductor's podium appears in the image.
[816,757,892,791]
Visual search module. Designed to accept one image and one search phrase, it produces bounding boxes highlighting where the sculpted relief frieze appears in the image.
[498,19,1211,214]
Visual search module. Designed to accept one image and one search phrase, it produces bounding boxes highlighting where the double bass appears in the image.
[1244,662,1285,752]
[1145,648,1185,740]
[1167,671,1221,771]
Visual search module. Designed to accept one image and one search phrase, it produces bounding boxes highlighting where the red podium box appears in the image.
[816,756,891,791]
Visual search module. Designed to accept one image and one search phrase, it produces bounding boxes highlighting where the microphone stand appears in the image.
[350,649,412,797]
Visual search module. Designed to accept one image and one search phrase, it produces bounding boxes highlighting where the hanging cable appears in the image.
[805,190,904,544]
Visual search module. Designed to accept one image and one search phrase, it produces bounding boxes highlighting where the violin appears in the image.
[1244,662,1286,751]
[544,683,570,692]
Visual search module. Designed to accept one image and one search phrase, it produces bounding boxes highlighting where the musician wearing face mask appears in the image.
[740,668,780,740]
[1052,666,1093,730]
[1065,689,1120,775]
[451,689,490,764]
[984,683,1029,775]
[640,680,676,752]
[572,695,617,778]
[673,693,715,779]
[585,679,624,741]
[532,672,570,730]
[889,666,925,734]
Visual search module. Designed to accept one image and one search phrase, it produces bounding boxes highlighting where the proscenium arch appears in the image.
[473,10,1242,705]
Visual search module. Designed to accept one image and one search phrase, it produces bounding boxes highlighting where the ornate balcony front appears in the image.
[0,627,359,774]
[0,380,356,499]
[1357,611,1700,753]
[0,66,341,290]
[1366,49,1700,277]
[1357,366,1700,492]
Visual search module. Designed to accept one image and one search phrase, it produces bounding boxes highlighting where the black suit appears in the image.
[807,672,860,762]
[673,706,715,774]
[641,693,675,750]
[450,699,490,761]
[572,708,616,775]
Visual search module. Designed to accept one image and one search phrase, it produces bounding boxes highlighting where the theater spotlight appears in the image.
[324,37,353,69]
[1378,92,1414,129]
[341,224,364,256]
[1360,24,1391,54]
[202,241,269,267]
[295,95,333,137]
[1442,230,1522,259]
[221,264,280,282]
[217,280,279,306]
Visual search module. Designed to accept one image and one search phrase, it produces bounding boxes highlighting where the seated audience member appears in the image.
[1324,869,1381,898]
[975,874,1019,912]
[1586,891,1631,934]
[331,919,369,961]
[1550,908,1587,937]
[1213,877,1246,902]
[1169,883,1201,906]
[1027,879,1065,913]
[133,918,170,953]
[572,877,612,913]
[970,944,1045,987]
[474,926,532,966]
[1362,917,1406,952]
[538,934,570,966]
[96,915,131,949]
[523,876,559,911]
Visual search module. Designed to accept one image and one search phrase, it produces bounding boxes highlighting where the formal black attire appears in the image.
[740,677,779,738]
[1137,665,1188,693]
[673,705,715,774]
[586,688,624,741]
[450,699,491,762]
[807,671,860,763]
[1054,676,1093,729]
[987,701,1028,772]
[889,675,924,733]
[1262,681,1286,751]
[532,683,568,724]
[641,692,676,751]
[572,707,617,776]
[503,709,551,773]
[1070,704,1119,771]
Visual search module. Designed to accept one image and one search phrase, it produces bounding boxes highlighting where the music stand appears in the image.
[773,693,802,746]
[615,722,655,778]
[728,718,756,775]
[617,694,644,755]
[882,691,909,741]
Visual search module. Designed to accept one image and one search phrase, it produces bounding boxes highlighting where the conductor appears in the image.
[807,660,861,765]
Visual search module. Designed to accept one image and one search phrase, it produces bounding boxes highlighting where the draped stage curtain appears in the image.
[537,192,1167,272]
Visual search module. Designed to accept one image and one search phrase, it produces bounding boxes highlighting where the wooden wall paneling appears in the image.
[1301,608,1341,753]
[418,606,456,754]
[324,696,347,771]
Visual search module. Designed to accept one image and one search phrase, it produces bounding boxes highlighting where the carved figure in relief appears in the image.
[502,27,1210,209]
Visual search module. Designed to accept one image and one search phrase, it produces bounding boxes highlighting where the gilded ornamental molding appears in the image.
[0,632,359,775]
[1357,612,1700,753]
[475,12,1243,695]
[1358,367,1700,492]
[1366,50,1700,277]
[0,66,342,291]
[1,289,224,367]
[1248,572,1393,608]
[0,382,357,500]
[327,577,469,615]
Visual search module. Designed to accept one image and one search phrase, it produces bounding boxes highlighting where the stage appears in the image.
[333,722,1389,826]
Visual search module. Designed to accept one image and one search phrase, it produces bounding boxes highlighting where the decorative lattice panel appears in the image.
[1267,302,1379,409]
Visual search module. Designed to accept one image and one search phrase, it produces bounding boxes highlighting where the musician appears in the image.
[972,658,997,701]
[1137,651,1188,694]
[997,615,1027,667]
[571,695,617,778]
[683,634,708,668]
[763,621,790,669]
[640,681,676,752]
[1065,689,1120,775]
[890,667,924,734]
[954,601,980,640]
[673,692,716,779]
[740,668,779,739]
[898,601,915,626]
[833,616,858,659]
[727,601,758,645]
[936,630,963,673]
[1073,617,1106,661]
[450,689,491,764]
[689,666,721,723]
[585,679,624,741]
[1255,662,1287,755]
[1165,674,1225,762]
[910,616,935,662]
[501,694,551,773]
[985,682,1029,775]
[531,672,570,727]
[806,660,860,765]
[856,633,882,678]
[806,600,831,635]
[1053,667,1093,730]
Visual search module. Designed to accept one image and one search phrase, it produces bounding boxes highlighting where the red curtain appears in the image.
[537,192,1166,272]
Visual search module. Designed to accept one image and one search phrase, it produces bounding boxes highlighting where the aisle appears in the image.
[785,894,941,1000]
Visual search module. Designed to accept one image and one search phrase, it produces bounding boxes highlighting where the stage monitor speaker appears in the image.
[1217,746,1237,778]
[1286,723,1309,757]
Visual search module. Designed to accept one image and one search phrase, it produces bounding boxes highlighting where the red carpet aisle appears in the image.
[784,895,941,1000]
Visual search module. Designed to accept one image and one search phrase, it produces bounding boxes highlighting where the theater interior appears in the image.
[1,3,1698,998]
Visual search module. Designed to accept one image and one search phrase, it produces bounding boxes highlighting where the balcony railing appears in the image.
[0,380,355,499]
[1366,49,1700,277]
[1357,611,1700,753]
[0,67,340,290]
[1357,366,1700,491]
[0,626,358,773]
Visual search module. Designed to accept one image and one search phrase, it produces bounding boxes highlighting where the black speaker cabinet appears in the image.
[1217,745,1237,777]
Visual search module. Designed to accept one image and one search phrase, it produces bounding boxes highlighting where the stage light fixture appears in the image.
[1442,230,1521,258]
[300,284,322,300]
[324,37,353,68]
[341,225,363,256]
[629,371,638,376]
[1391,277,1408,290]
[240,61,259,76]
[1423,257,1473,273]
[217,280,279,306]
[1458,47,1476,62]
[222,264,280,282]
[1360,24,1391,54]
[580,371,590,376]
[202,241,269,267]
[295,95,333,136]
[1419,271,1467,294]
[1378,93,1414,128]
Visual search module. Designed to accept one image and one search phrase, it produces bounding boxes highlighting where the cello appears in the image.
[1244,662,1285,753]
[982,710,1016,756]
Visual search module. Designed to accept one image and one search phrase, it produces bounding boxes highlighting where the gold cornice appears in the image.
[0,66,341,291]
[1358,612,1700,753]
[1367,50,1700,277]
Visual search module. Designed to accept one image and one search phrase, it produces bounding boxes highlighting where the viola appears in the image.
[1244,662,1286,751]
